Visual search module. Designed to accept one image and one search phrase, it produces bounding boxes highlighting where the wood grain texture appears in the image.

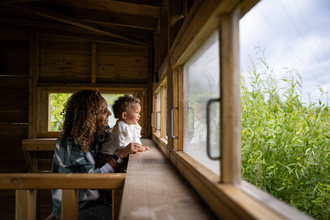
[118,139,216,220]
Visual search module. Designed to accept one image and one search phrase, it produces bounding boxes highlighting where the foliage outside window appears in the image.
[50,93,127,131]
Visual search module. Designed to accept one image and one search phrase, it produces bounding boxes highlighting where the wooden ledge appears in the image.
[22,138,56,151]
[0,173,126,189]
[119,139,216,220]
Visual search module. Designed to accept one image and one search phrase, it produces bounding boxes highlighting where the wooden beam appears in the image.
[64,8,157,30]
[178,66,184,151]
[0,2,149,46]
[37,83,148,88]
[0,173,126,189]
[62,189,79,220]
[220,9,241,184]
[0,17,150,47]
[16,189,36,220]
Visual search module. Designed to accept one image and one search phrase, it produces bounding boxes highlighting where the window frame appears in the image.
[163,0,313,219]
[36,87,146,138]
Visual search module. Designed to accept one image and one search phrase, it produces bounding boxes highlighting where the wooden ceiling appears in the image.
[0,0,163,47]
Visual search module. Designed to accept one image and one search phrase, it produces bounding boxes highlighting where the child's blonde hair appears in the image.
[112,95,140,119]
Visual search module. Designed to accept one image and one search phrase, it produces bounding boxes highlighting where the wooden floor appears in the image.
[119,139,217,220]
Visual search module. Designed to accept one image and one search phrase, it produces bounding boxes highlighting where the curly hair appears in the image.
[61,89,103,153]
[112,95,140,119]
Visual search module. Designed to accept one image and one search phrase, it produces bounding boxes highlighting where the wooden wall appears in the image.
[0,27,30,219]
[0,27,150,220]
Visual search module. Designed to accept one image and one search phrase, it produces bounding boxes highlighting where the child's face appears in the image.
[122,103,141,125]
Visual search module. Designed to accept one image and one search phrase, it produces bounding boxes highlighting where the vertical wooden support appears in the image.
[160,5,169,64]
[91,40,96,83]
[62,189,79,220]
[167,67,175,151]
[171,67,179,150]
[152,93,157,133]
[112,189,123,220]
[147,48,153,137]
[220,9,241,184]
[168,0,183,50]
[16,190,36,220]
[160,86,166,137]
[28,32,38,139]
[178,66,184,151]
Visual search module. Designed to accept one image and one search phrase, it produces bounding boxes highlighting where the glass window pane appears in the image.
[183,30,220,175]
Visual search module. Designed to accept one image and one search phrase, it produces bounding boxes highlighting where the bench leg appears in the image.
[112,189,123,220]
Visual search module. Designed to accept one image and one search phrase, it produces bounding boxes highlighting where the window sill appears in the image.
[152,133,168,156]
[170,150,312,220]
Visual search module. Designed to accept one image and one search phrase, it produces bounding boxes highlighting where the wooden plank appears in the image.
[91,40,96,83]
[67,7,157,30]
[61,190,78,220]
[39,53,91,66]
[171,67,179,151]
[97,67,148,79]
[0,112,28,123]
[0,27,29,40]
[2,64,29,76]
[160,86,166,137]
[168,0,184,49]
[97,44,148,56]
[170,0,240,66]
[152,133,169,157]
[22,138,57,145]
[15,190,36,220]
[1,2,149,46]
[37,160,53,172]
[28,32,38,139]
[0,88,29,101]
[0,148,25,161]
[51,0,160,18]
[97,56,148,68]
[0,76,29,89]
[0,160,28,173]
[219,10,241,184]
[39,66,91,77]
[178,66,184,151]
[0,124,28,139]
[119,139,216,220]
[39,34,91,43]
[23,144,55,151]
[159,8,168,64]
[2,52,29,65]
[40,41,91,54]
[1,40,29,53]
[0,173,126,189]
[37,90,49,134]
[112,189,123,220]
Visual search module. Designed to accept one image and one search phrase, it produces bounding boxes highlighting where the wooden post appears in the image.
[62,189,79,220]
[160,86,166,137]
[171,67,179,150]
[178,66,184,151]
[16,190,36,220]
[112,189,123,220]
[220,9,241,184]
[91,40,96,83]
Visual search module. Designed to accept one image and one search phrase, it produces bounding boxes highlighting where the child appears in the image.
[98,95,149,171]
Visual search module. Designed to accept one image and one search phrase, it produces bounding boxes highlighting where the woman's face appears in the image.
[96,98,111,128]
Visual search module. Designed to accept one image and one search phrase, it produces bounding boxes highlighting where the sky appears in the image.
[239,0,330,105]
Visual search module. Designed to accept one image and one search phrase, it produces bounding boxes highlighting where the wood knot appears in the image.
[11,179,20,187]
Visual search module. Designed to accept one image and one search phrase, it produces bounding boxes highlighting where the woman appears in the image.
[51,89,144,220]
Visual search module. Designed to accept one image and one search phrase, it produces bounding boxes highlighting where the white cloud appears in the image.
[240,0,330,105]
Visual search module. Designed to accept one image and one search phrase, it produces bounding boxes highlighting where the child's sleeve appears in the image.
[112,122,131,150]
[133,123,143,145]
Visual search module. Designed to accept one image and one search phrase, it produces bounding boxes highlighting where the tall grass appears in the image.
[241,52,330,219]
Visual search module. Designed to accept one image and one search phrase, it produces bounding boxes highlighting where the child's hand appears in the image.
[143,146,150,151]
[135,144,150,152]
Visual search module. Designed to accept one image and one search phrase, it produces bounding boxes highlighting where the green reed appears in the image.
[241,52,330,219]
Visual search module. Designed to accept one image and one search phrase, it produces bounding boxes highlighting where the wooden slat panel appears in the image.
[39,53,91,66]
[0,173,126,189]
[0,124,28,139]
[0,112,28,123]
[1,138,27,148]
[0,76,29,89]
[0,148,25,161]
[0,88,29,102]
[97,67,148,79]
[1,52,29,64]
[97,44,148,56]
[39,33,91,42]
[0,160,28,173]
[0,27,29,40]
[39,41,91,54]
[37,160,52,172]
[1,40,29,53]
[16,190,36,220]
[97,55,148,67]
[2,64,29,76]
[37,151,54,159]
